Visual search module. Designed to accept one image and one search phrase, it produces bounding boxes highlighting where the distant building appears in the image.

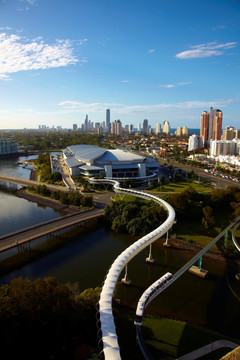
[182,126,189,136]
[0,139,18,155]
[155,123,161,134]
[210,140,237,157]
[137,123,141,132]
[162,120,170,134]
[188,134,203,151]
[111,119,122,135]
[200,107,222,145]
[222,126,239,141]
[73,124,78,131]
[175,126,182,136]
[106,109,111,132]
[143,119,148,134]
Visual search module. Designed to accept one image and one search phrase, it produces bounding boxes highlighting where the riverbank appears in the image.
[14,188,240,266]
[163,236,240,266]
[15,188,80,215]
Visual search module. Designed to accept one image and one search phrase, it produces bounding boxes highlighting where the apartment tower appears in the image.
[200,107,222,145]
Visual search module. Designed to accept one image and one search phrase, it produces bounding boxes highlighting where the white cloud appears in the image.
[212,25,227,31]
[58,98,238,114]
[120,80,130,83]
[148,49,156,53]
[158,81,192,88]
[0,33,87,79]
[176,41,237,59]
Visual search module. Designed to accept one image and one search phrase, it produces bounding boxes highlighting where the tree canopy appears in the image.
[104,199,167,236]
[0,276,100,360]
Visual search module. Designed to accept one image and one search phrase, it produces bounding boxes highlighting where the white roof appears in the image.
[97,149,145,163]
[67,145,107,164]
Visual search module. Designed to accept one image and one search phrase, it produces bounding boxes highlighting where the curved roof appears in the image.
[67,145,107,164]
[97,149,145,163]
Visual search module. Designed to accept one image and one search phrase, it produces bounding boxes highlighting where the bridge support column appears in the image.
[121,265,131,285]
[224,231,228,247]
[146,244,155,263]
[189,256,208,278]
[163,231,170,247]
[198,256,202,270]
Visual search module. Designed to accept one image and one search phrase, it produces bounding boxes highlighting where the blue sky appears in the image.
[0,0,239,130]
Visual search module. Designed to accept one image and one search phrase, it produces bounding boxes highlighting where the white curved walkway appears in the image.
[90,178,176,360]
[177,340,239,360]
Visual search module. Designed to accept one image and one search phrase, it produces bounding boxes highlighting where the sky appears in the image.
[0,0,239,130]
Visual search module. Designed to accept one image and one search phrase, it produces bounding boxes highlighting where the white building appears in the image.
[155,123,161,134]
[210,140,237,157]
[175,126,182,136]
[188,134,203,151]
[62,145,159,178]
[182,126,189,136]
[162,120,170,134]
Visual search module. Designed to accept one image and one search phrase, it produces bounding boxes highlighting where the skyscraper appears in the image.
[111,119,122,135]
[143,119,148,134]
[155,123,161,134]
[106,109,110,132]
[200,107,222,144]
[163,120,170,134]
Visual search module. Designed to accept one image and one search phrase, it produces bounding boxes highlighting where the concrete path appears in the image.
[177,340,239,360]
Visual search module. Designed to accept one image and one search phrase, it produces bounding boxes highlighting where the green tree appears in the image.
[202,206,215,231]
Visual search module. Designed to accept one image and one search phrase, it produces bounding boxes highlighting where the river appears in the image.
[0,154,240,339]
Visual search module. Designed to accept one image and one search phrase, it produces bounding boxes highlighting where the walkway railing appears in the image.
[89,178,176,360]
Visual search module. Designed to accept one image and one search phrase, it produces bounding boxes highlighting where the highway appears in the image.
[170,161,240,188]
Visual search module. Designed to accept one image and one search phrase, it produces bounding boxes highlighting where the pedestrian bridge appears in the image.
[89,178,176,360]
[0,209,103,253]
[0,175,70,192]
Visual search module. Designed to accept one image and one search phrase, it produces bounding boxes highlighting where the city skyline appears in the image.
[0,0,240,129]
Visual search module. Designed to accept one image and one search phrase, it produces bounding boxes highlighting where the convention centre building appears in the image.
[62,145,159,178]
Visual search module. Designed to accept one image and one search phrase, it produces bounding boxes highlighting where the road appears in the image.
[170,161,240,188]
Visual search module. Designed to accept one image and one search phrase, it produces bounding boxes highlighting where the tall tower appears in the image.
[200,111,209,142]
[155,123,161,134]
[200,107,222,144]
[213,109,222,140]
[106,109,110,132]
[163,120,170,134]
[143,119,148,134]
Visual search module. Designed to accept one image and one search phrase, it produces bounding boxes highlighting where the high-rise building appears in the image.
[111,119,122,135]
[200,107,222,144]
[210,140,237,157]
[175,126,182,136]
[182,126,189,136]
[162,120,170,134]
[143,119,148,134]
[137,123,141,132]
[222,126,238,141]
[106,109,110,132]
[155,123,161,134]
[73,124,77,131]
[188,134,203,151]
[84,114,88,131]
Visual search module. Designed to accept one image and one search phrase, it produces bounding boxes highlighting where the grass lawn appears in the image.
[142,315,239,360]
[116,309,239,360]
[112,194,138,202]
[147,181,213,194]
